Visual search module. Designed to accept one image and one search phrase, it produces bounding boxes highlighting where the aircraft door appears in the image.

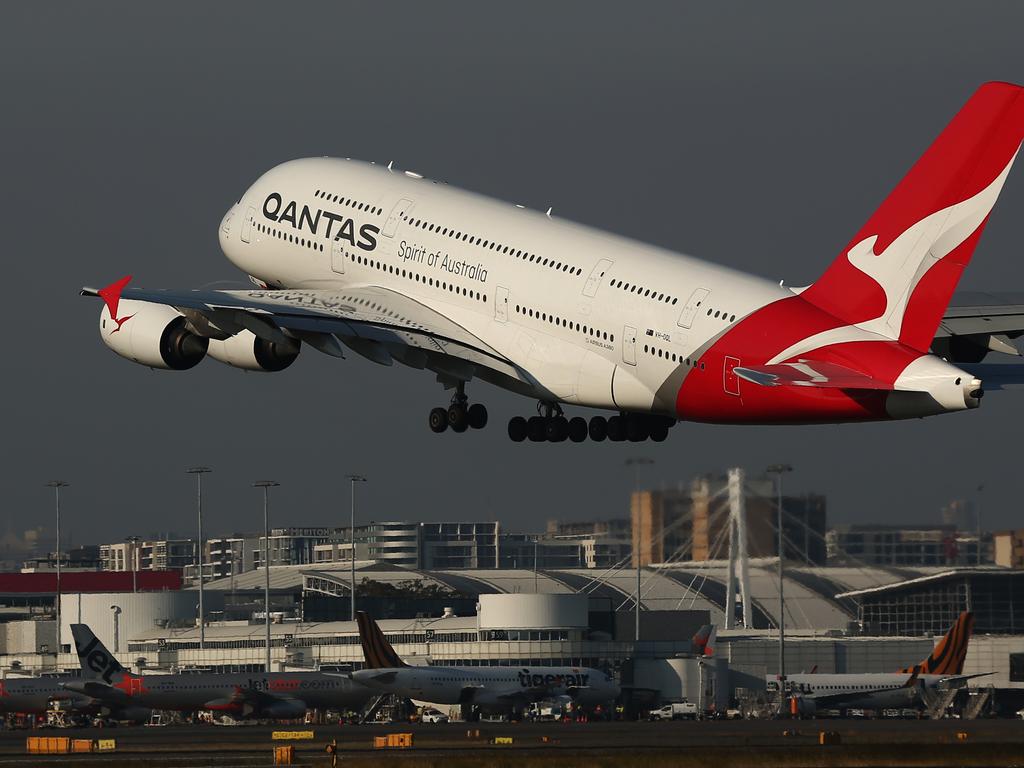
[583,259,613,297]
[678,288,710,328]
[724,356,741,396]
[495,286,509,322]
[331,241,346,274]
[622,325,637,366]
[241,207,256,244]
[382,198,414,238]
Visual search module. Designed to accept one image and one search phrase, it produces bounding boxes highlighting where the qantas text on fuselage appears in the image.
[86,83,1024,443]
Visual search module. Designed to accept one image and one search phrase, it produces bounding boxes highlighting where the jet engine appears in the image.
[99,299,208,370]
[257,699,307,719]
[206,330,300,372]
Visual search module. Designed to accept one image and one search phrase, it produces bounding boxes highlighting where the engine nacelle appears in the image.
[207,330,300,372]
[257,699,307,719]
[99,299,208,370]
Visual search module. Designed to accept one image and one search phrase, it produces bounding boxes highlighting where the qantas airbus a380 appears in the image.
[86,82,1024,443]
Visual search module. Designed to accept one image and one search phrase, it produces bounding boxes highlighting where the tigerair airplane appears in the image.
[350,612,619,716]
[84,83,1024,442]
[771,612,983,715]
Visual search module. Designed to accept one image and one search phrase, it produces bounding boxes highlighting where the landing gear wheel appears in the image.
[429,407,449,433]
[607,415,626,442]
[626,415,649,443]
[568,417,588,443]
[527,416,547,442]
[546,416,569,442]
[650,424,669,442]
[468,403,488,430]
[588,416,608,442]
[508,416,528,442]
[448,403,469,433]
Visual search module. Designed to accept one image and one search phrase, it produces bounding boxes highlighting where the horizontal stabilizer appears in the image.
[961,364,1024,390]
[733,361,889,390]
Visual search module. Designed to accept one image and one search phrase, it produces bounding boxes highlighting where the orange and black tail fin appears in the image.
[899,612,974,675]
[355,611,408,669]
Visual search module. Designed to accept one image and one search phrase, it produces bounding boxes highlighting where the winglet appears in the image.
[96,275,133,319]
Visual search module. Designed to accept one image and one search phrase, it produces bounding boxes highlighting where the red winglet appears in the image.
[97,275,135,332]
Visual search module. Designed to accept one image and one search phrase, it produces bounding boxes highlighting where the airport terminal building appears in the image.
[24,559,1020,714]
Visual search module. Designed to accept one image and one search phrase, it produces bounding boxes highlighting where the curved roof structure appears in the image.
[196,560,948,632]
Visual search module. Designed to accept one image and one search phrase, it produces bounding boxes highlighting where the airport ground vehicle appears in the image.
[649,702,699,721]
[419,708,450,724]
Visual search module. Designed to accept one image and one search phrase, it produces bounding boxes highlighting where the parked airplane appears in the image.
[350,612,619,716]
[64,624,372,720]
[84,83,1024,442]
[0,675,106,719]
[770,612,982,715]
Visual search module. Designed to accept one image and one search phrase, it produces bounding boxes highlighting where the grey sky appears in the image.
[2,2,1023,545]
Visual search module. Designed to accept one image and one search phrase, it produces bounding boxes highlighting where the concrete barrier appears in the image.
[273,744,295,765]
[26,737,70,754]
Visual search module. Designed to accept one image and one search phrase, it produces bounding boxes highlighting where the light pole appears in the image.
[625,457,654,643]
[125,536,140,593]
[187,467,212,650]
[254,481,279,672]
[346,475,367,620]
[766,463,793,714]
[45,481,69,653]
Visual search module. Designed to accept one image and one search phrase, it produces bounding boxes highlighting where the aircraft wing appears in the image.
[939,292,1024,339]
[61,680,121,700]
[733,361,889,390]
[81,282,523,382]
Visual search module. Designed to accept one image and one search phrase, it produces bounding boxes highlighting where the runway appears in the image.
[1,719,1023,766]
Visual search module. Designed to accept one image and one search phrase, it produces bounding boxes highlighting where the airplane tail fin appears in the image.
[71,624,126,681]
[801,82,1024,352]
[355,611,408,670]
[899,612,974,676]
[691,624,717,657]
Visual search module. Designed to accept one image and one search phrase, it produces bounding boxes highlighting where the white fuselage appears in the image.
[775,673,947,711]
[352,665,619,713]
[218,157,789,416]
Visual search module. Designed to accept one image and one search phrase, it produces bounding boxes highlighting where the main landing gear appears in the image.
[507,408,675,443]
[429,382,488,434]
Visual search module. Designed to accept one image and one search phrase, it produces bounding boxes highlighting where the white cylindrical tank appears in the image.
[478,593,588,629]
[59,592,206,655]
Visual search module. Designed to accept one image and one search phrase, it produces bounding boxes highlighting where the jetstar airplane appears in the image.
[84,82,1024,442]
[63,624,372,720]
[350,612,619,716]
[769,612,986,715]
[0,675,105,720]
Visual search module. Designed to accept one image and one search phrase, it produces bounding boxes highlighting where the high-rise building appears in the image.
[826,524,991,566]
[994,529,1024,569]
[631,473,827,566]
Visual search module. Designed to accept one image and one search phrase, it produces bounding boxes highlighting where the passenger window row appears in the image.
[706,307,737,322]
[612,279,678,305]
[349,252,487,304]
[643,343,703,370]
[400,212,584,277]
[514,303,613,343]
[313,189,383,217]
[257,222,324,252]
